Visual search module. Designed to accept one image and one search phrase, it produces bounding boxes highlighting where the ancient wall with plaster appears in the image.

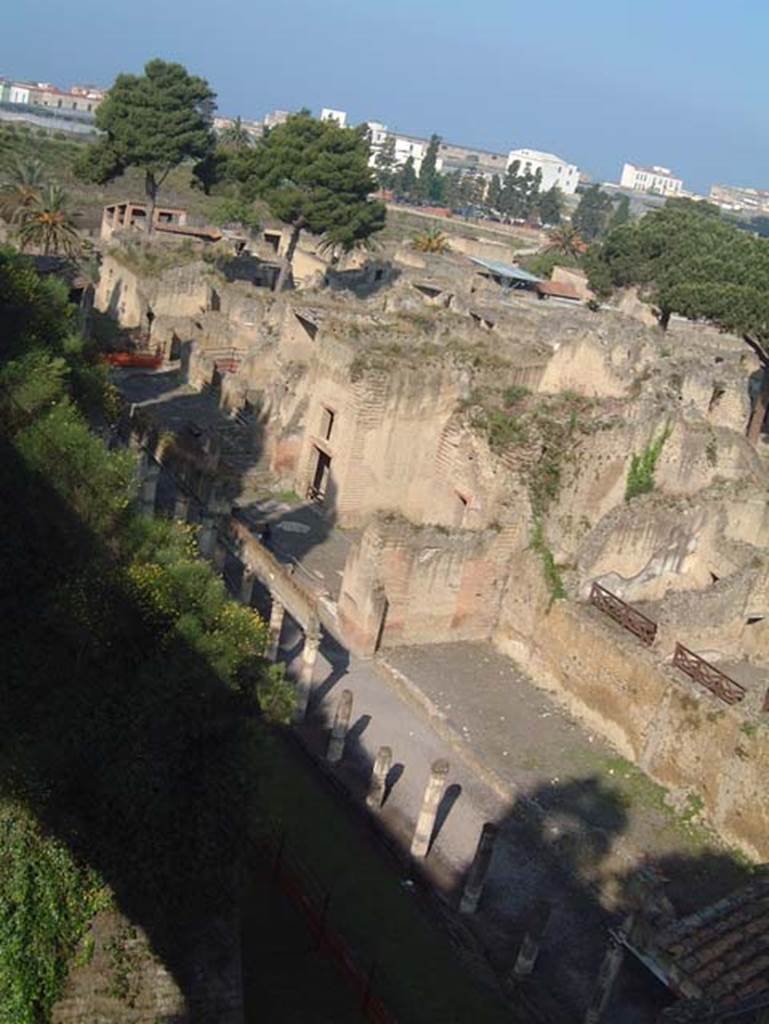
[493,553,769,860]
[338,515,522,655]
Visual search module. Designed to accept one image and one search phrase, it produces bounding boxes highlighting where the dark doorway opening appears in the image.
[308,446,331,503]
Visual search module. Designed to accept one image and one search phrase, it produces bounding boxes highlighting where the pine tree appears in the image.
[572,184,615,241]
[75,60,216,233]
[609,194,631,230]
[394,155,418,198]
[237,111,385,290]
[417,134,442,201]
[537,186,564,226]
[486,174,502,212]
[374,133,397,190]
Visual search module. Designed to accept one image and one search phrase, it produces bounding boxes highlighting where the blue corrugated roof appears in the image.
[469,257,542,283]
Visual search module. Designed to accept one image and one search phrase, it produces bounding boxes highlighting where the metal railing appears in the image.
[253,821,398,1023]
[589,582,658,646]
[672,643,747,706]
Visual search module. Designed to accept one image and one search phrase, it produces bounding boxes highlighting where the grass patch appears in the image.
[257,733,511,1024]
[108,239,203,275]
[472,407,528,452]
[270,489,303,505]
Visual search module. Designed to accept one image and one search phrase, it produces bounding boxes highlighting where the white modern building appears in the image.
[709,183,769,214]
[620,162,683,196]
[506,148,579,194]
[366,121,428,174]
[263,109,289,129]
[320,107,347,127]
[9,83,31,104]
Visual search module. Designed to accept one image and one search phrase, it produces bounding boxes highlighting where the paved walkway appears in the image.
[276,627,708,1022]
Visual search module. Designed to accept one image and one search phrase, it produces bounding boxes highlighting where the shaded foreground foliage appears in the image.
[0,248,291,1022]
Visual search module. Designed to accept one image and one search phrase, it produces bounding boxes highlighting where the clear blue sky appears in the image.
[3,0,767,193]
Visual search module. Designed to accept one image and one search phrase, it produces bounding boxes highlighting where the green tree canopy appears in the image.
[499,162,542,220]
[75,59,216,232]
[16,184,80,257]
[393,154,418,198]
[608,193,630,231]
[417,134,443,203]
[237,112,384,289]
[373,132,397,190]
[537,186,564,226]
[586,202,769,441]
[486,174,503,212]
[218,116,253,150]
[572,184,614,241]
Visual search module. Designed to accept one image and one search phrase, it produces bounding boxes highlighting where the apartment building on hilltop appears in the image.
[367,122,509,180]
[620,162,683,196]
[320,108,347,127]
[1,78,104,115]
[506,148,580,194]
[709,183,769,215]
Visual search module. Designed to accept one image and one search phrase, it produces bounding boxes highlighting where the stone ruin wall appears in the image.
[493,550,769,860]
[98,252,769,859]
[338,515,525,655]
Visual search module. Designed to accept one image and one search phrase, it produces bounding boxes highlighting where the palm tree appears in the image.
[16,185,81,257]
[219,116,253,150]
[0,156,46,224]
[543,224,585,260]
[411,227,451,254]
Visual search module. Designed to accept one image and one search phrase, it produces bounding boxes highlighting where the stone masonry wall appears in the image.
[494,556,769,860]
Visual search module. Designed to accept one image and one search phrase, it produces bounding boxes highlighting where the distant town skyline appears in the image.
[4,0,768,195]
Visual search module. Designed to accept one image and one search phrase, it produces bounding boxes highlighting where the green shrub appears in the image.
[625,424,671,501]
[530,519,566,601]
[0,805,109,1024]
[502,384,530,406]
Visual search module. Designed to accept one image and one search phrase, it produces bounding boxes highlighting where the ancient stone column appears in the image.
[366,746,393,810]
[213,540,227,573]
[583,915,634,1024]
[198,513,217,558]
[512,899,553,979]
[294,626,321,723]
[410,759,450,858]
[140,462,160,516]
[459,823,499,914]
[326,689,354,764]
[266,597,285,661]
[239,569,256,607]
[174,492,190,522]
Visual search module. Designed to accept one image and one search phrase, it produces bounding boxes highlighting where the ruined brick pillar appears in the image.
[366,746,393,809]
[326,688,354,763]
[266,597,285,661]
[239,569,256,607]
[511,899,553,978]
[294,624,321,722]
[410,759,450,858]
[583,914,634,1024]
[174,492,190,522]
[459,823,498,913]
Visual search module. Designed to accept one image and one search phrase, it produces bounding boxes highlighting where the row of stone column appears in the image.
[139,458,622,1021]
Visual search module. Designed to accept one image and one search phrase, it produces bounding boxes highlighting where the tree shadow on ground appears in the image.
[448,773,757,1024]
[0,434,274,1021]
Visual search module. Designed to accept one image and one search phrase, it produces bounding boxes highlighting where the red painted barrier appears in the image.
[103,352,163,369]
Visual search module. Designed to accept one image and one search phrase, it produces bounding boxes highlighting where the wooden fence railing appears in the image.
[672,643,747,706]
[589,582,658,646]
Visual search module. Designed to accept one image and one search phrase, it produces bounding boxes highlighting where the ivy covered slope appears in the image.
[0,248,292,1024]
